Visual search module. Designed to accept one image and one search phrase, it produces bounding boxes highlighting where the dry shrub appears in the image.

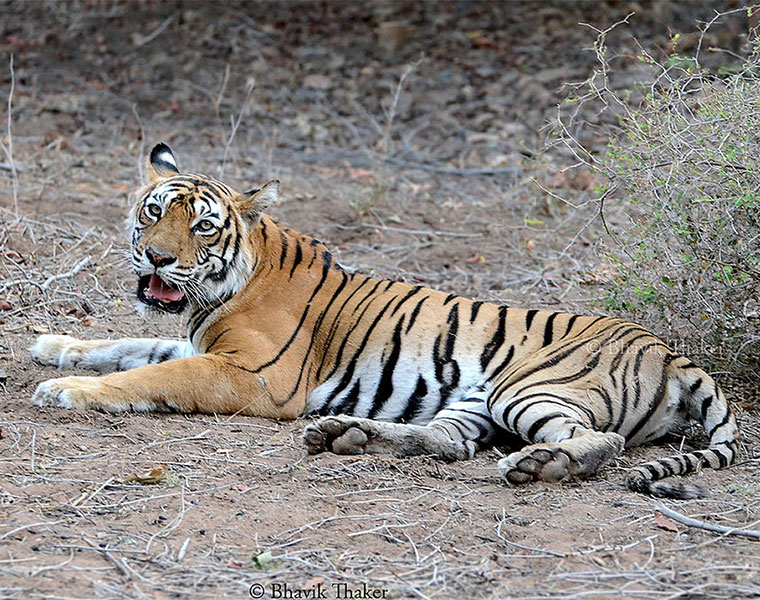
[557,11,760,387]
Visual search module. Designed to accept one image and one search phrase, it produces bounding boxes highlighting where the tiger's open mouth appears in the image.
[137,274,188,313]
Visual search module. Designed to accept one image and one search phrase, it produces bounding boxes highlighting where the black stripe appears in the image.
[279,231,289,269]
[147,343,160,364]
[390,286,422,317]
[542,312,557,347]
[485,345,515,382]
[158,347,175,362]
[480,306,507,371]
[206,328,231,352]
[511,350,602,398]
[400,376,428,423]
[432,304,461,414]
[612,360,630,432]
[527,413,566,441]
[700,395,713,421]
[626,355,676,440]
[368,316,406,418]
[323,378,362,416]
[563,315,578,338]
[443,293,457,306]
[707,409,732,437]
[405,296,429,334]
[506,395,597,431]
[525,309,538,330]
[352,279,385,315]
[289,240,303,279]
[470,301,484,324]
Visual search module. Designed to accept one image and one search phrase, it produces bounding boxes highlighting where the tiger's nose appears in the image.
[145,247,176,268]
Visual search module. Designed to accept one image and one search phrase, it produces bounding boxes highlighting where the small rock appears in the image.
[0,368,7,382]
[0,300,12,311]
[302,74,332,90]
[377,21,410,53]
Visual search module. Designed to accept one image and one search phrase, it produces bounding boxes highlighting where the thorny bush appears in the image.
[556,13,760,388]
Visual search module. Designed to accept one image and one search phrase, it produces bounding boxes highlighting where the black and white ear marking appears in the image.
[238,179,280,222]
[147,143,180,183]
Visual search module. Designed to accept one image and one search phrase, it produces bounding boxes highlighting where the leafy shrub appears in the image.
[557,14,760,387]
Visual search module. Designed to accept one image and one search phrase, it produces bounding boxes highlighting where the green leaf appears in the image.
[252,551,275,570]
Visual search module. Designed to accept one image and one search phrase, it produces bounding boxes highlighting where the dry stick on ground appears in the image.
[657,505,760,540]
[132,13,176,48]
[1,54,18,217]
[41,256,91,291]
[0,519,64,542]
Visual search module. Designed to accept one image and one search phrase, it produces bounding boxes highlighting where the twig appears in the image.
[335,223,483,238]
[1,54,18,217]
[385,156,521,177]
[657,505,760,540]
[0,519,64,541]
[133,14,176,48]
[29,429,35,473]
[132,104,145,182]
[71,476,115,507]
[220,77,256,178]
[134,428,211,454]
[83,537,132,579]
[41,256,91,290]
[176,537,191,561]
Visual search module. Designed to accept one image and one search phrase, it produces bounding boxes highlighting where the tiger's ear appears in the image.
[147,143,180,183]
[237,179,279,222]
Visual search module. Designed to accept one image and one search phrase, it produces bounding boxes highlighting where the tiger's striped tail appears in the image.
[625,367,739,499]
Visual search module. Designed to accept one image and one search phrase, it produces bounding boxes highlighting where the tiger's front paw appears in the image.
[30,335,85,369]
[32,376,132,412]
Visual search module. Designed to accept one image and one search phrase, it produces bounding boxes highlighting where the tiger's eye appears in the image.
[146,204,162,218]
[196,220,215,232]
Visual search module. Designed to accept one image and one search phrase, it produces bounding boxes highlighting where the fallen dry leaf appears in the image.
[349,168,374,180]
[655,511,679,533]
[123,466,167,485]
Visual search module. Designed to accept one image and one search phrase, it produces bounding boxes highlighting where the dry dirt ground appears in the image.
[2,2,760,599]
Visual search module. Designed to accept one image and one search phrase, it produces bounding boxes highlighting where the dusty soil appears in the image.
[2,2,759,599]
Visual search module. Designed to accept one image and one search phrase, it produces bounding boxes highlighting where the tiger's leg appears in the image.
[303,386,499,461]
[31,353,299,418]
[489,392,625,484]
[30,334,191,373]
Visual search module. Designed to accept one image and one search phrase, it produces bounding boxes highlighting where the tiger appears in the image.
[30,143,739,498]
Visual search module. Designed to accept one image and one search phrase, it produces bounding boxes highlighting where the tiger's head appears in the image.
[128,143,278,314]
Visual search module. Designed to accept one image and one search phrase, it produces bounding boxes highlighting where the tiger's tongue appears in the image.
[148,274,185,302]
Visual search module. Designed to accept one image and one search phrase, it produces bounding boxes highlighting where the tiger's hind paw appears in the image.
[498,445,572,484]
[303,416,372,456]
[498,432,625,485]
